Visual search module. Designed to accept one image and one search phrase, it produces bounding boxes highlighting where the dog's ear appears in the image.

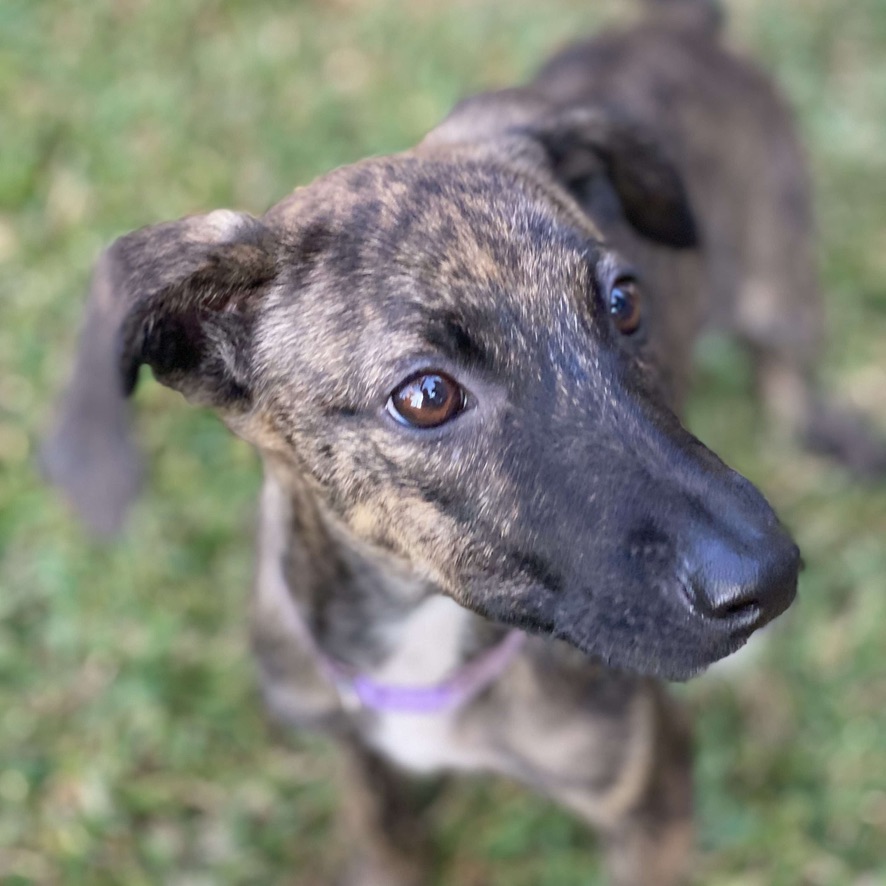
[42,210,279,535]
[112,210,279,404]
[529,107,697,248]
[426,91,697,248]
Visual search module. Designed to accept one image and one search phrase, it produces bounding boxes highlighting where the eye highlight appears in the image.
[609,276,643,335]
[387,371,466,429]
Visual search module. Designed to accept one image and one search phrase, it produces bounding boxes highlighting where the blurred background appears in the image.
[1,0,885,883]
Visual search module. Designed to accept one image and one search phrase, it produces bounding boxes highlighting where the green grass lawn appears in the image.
[2,1,885,883]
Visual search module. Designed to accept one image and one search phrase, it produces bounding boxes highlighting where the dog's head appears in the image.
[44,91,798,680]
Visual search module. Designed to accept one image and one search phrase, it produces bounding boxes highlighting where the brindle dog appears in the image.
[43,1,885,883]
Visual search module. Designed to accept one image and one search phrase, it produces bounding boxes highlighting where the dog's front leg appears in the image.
[597,691,694,886]
[336,738,442,886]
[527,681,694,886]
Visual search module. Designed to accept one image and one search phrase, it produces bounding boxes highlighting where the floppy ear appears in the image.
[528,107,698,248]
[42,209,279,535]
[426,91,697,248]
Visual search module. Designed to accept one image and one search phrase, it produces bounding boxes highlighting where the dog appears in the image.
[42,1,886,883]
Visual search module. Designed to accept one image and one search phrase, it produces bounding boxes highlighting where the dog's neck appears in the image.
[258,457,503,673]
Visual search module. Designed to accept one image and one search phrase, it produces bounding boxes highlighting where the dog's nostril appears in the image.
[687,577,760,621]
[713,596,760,619]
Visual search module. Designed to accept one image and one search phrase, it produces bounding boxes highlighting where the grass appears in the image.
[1,0,884,883]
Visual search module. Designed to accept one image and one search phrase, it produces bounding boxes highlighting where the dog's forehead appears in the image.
[268,151,606,323]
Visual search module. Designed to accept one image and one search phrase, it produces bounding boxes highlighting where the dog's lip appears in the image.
[549,614,753,682]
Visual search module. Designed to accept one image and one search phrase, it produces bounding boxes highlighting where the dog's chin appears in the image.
[453,576,757,680]
[550,619,754,682]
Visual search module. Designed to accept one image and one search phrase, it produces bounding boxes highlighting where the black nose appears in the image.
[687,527,800,627]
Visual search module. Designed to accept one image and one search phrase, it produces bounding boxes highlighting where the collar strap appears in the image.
[327,630,526,715]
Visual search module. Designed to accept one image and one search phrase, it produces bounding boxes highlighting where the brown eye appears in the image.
[609,277,642,335]
[387,372,465,429]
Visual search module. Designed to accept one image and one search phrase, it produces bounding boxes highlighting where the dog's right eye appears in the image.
[387,372,465,429]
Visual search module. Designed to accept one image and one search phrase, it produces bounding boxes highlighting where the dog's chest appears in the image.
[360,596,490,774]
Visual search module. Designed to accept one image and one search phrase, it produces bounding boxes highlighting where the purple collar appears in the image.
[327,630,526,715]
[287,594,526,715]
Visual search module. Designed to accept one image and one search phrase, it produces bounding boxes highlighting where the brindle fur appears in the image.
[43,1,885,884]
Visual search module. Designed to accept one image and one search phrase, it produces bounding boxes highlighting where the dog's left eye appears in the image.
[387,372,466,429]
[609,276,643,335]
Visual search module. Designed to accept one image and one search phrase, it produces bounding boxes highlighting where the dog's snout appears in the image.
[686,526,800,628]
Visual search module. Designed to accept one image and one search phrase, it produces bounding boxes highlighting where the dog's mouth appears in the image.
[547,587,770,682]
